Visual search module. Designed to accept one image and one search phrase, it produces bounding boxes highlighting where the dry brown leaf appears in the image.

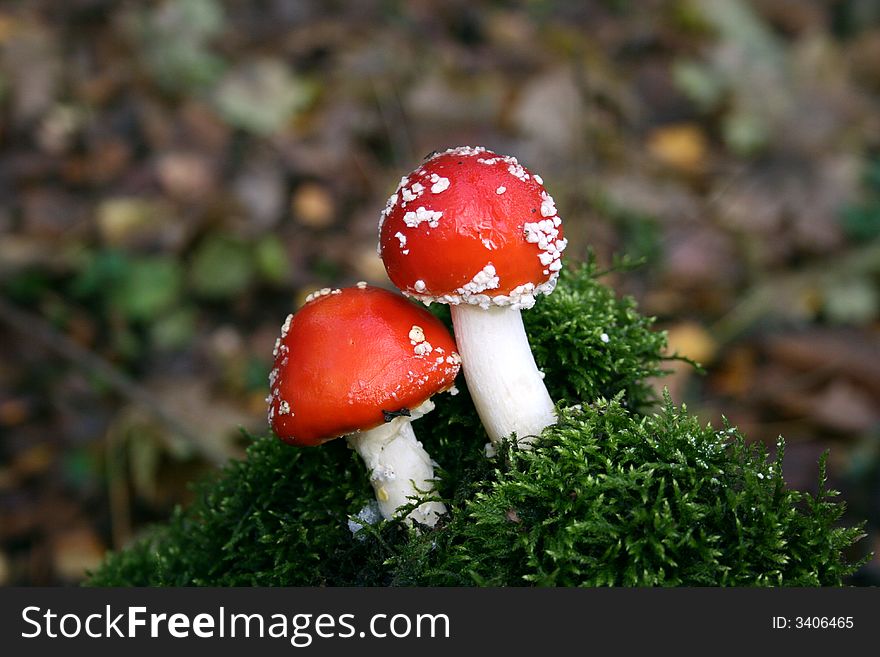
[647,124,708,174]
[156,151,216,201]
[50,527,105,582]
[2,18,60,126]
[292,182,336,228]
[233,154,286,230]
[97,197,167,248]
[666,321,718,366]
[0,550,9,585]
[710,345,757,397]
[764,330,880,398]
[11,443,54,478]
[350,244,391,283]
[512,67,584,157]
[809,379,878,435]
[149,377,256,460]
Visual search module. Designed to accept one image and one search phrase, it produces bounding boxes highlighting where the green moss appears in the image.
[391,398,863,586]
[527,260,668,409]
[88,261,865,587]
[89,436,391,586]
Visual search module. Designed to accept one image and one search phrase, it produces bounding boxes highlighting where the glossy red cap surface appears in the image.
[268,285,461,446]
[378,146,566,310]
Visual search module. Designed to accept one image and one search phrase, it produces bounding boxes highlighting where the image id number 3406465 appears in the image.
[772,616,854,629]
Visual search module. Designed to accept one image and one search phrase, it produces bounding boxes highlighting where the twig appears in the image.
[0,296,232,466]
[105,422,132,549]
[371,75,415,170]
[711,239,880,344]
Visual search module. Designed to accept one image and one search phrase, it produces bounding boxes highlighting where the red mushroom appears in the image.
[268,284,460,526]
[378,146,566,448]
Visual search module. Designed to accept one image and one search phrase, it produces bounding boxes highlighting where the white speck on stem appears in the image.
[347,501,383,539]
[346,400,446,527]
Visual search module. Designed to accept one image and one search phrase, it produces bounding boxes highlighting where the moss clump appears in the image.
[88,436,392,586]
[390,398,863,586]
[88,261,864,586]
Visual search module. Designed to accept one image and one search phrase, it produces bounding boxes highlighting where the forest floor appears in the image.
[0,0,878,585]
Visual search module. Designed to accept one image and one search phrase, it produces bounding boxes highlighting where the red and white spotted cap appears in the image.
[378,146,566,310]
[267,284,461,447]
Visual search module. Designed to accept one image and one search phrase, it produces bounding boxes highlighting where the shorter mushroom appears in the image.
[267,284,461,527]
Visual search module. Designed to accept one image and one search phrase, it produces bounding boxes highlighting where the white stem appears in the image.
[346,400,446,527]
[450,304,555,447]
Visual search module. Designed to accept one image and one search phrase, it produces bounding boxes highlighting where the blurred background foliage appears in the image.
[0,0,878,585]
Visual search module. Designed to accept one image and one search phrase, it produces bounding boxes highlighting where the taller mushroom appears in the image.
[378,146,566,447]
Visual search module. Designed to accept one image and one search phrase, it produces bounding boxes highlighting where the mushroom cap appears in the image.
[268,285,461,447]
[378,146,566,310]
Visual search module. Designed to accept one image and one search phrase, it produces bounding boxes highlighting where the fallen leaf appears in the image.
[12,443,54,479]
[710,345,756,397]
[149,377,256,458]
[647,123,708,174]
[350,244,391,283]
[21,188,86,239]
[665,321,717,365]
[50,527,105,582]
[96,197,176,250]
[189,234,255,299]
[764,330,880,398]
[822,276,878,325]
[809,379,878,434]
[291,182,335,228]
[0,398,32,427]
[512,67,584,156]
[86,138,132,184]
[2,18,60,126]
[0,550,9,585]
[233,154,286,230]
[213,59,313,135]
[156,151,216,201]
